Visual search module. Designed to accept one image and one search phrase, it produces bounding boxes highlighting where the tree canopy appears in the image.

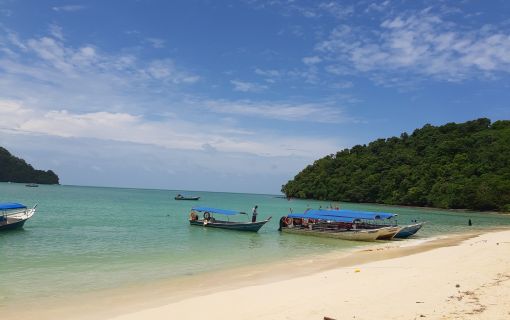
[282,118,510,212]
[0,147,59,184]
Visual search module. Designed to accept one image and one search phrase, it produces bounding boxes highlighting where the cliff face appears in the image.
[0,147,60,184]
[282,118,510,212]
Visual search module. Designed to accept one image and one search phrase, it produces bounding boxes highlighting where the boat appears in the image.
[0,202,37,231]
[278,212,387,242]
[394,222,425,238]
[25,183,39,187]
[175,194,200,200]
[189,206,271,232]
[303,209,401,240]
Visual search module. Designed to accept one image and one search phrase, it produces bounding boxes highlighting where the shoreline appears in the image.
[4,228,509,320]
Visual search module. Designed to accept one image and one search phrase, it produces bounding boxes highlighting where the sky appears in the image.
[0,0,509,194]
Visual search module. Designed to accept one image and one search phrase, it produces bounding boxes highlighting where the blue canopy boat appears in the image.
[189,207,271,232]
[292,209,400,240]
[0,202,37,231]
[310,209,423,239]
[189,206,271,232]
[278,212,383,241]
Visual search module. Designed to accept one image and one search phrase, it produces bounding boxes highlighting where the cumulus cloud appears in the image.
[317,9,510,82]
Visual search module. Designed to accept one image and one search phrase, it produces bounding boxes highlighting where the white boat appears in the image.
[0,203,37,231]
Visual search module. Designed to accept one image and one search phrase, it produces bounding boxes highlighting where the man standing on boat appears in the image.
[252,205,258,222]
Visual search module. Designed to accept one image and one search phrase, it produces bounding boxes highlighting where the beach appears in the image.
[4,228,509,320]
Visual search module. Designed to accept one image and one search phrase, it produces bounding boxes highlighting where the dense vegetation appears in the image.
[282,118,510,212]
[0,147,59,184]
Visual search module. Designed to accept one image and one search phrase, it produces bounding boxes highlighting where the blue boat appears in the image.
[393,222,425,238]
[189,207,271,232]
[0,203,37,231]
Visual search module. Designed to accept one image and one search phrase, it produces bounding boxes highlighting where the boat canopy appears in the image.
[192,207,244,216]
[288,213,359,223]
[0,202,27,210]
[307,209,396,220]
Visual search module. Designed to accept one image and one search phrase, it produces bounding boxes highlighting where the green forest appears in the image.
[0,147,59,184]
[282,118,510,212]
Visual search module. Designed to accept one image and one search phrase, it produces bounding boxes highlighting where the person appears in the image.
[468,219,472,226]
[252,205,258,222]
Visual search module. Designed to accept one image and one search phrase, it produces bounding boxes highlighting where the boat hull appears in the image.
[394,223,424,238]
[281,226,381,242]
[189,218,270,232]
[375,226,400,240]
[0,218,27,231]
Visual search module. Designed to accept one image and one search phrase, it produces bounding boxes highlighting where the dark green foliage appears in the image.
[282,118,510,211]
[0,147,59,184]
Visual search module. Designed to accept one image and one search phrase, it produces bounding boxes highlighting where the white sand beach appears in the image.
[5,229,510,320]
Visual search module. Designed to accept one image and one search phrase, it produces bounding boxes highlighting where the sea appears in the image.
[1,182,510,306]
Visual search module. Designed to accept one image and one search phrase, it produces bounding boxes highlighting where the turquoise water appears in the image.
[1,182,510,305]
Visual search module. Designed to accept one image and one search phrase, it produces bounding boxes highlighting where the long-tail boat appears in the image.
[188,207,271,232]
[278,212,388,242]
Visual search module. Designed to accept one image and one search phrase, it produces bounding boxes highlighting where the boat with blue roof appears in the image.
[189,206,271,232]
[0,202,37,231]
[278,209,425,241]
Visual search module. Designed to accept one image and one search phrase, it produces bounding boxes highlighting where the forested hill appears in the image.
[282,118,510,212]
[0,147,59,184]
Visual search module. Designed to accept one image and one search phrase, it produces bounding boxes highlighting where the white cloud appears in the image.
[230,80,267,92]
[0,100,340,158]
[317,10,510,82]
[302,56,322,65]
[203,99,351,123]
[52,5,85,12]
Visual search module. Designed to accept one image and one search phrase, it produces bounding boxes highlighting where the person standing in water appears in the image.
[252,205,258,222]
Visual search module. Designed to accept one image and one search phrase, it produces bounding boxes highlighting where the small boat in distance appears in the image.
[189,206,271,232]
[0,202,37,231]
[25,183,39,187]
[175,194,200,200]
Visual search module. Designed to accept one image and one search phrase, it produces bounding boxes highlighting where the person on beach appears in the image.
[252,205,258,222]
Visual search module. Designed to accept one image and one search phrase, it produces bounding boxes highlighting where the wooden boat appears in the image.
[0,203,37,231]
[281,225,381,241]
[175,194,200,200]
[306,209,422,240]
[278,213,388,242]
[189,207,271,232]
[394,222,425,238]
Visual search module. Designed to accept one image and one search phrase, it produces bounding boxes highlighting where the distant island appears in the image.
[282,118,510,212]
[0,147,59,185]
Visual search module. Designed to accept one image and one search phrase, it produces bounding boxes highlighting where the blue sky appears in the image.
[1,0,509,193]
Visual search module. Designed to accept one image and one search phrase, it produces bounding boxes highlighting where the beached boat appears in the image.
[0,202,37,231]
[394,222,425,238]
[302,209,401,240]
[175,194,200,200]
[311,209,425,239]
[279,213,387,242]
[189,207,271,232]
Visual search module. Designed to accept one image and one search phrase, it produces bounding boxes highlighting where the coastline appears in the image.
[4,228,510,320]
